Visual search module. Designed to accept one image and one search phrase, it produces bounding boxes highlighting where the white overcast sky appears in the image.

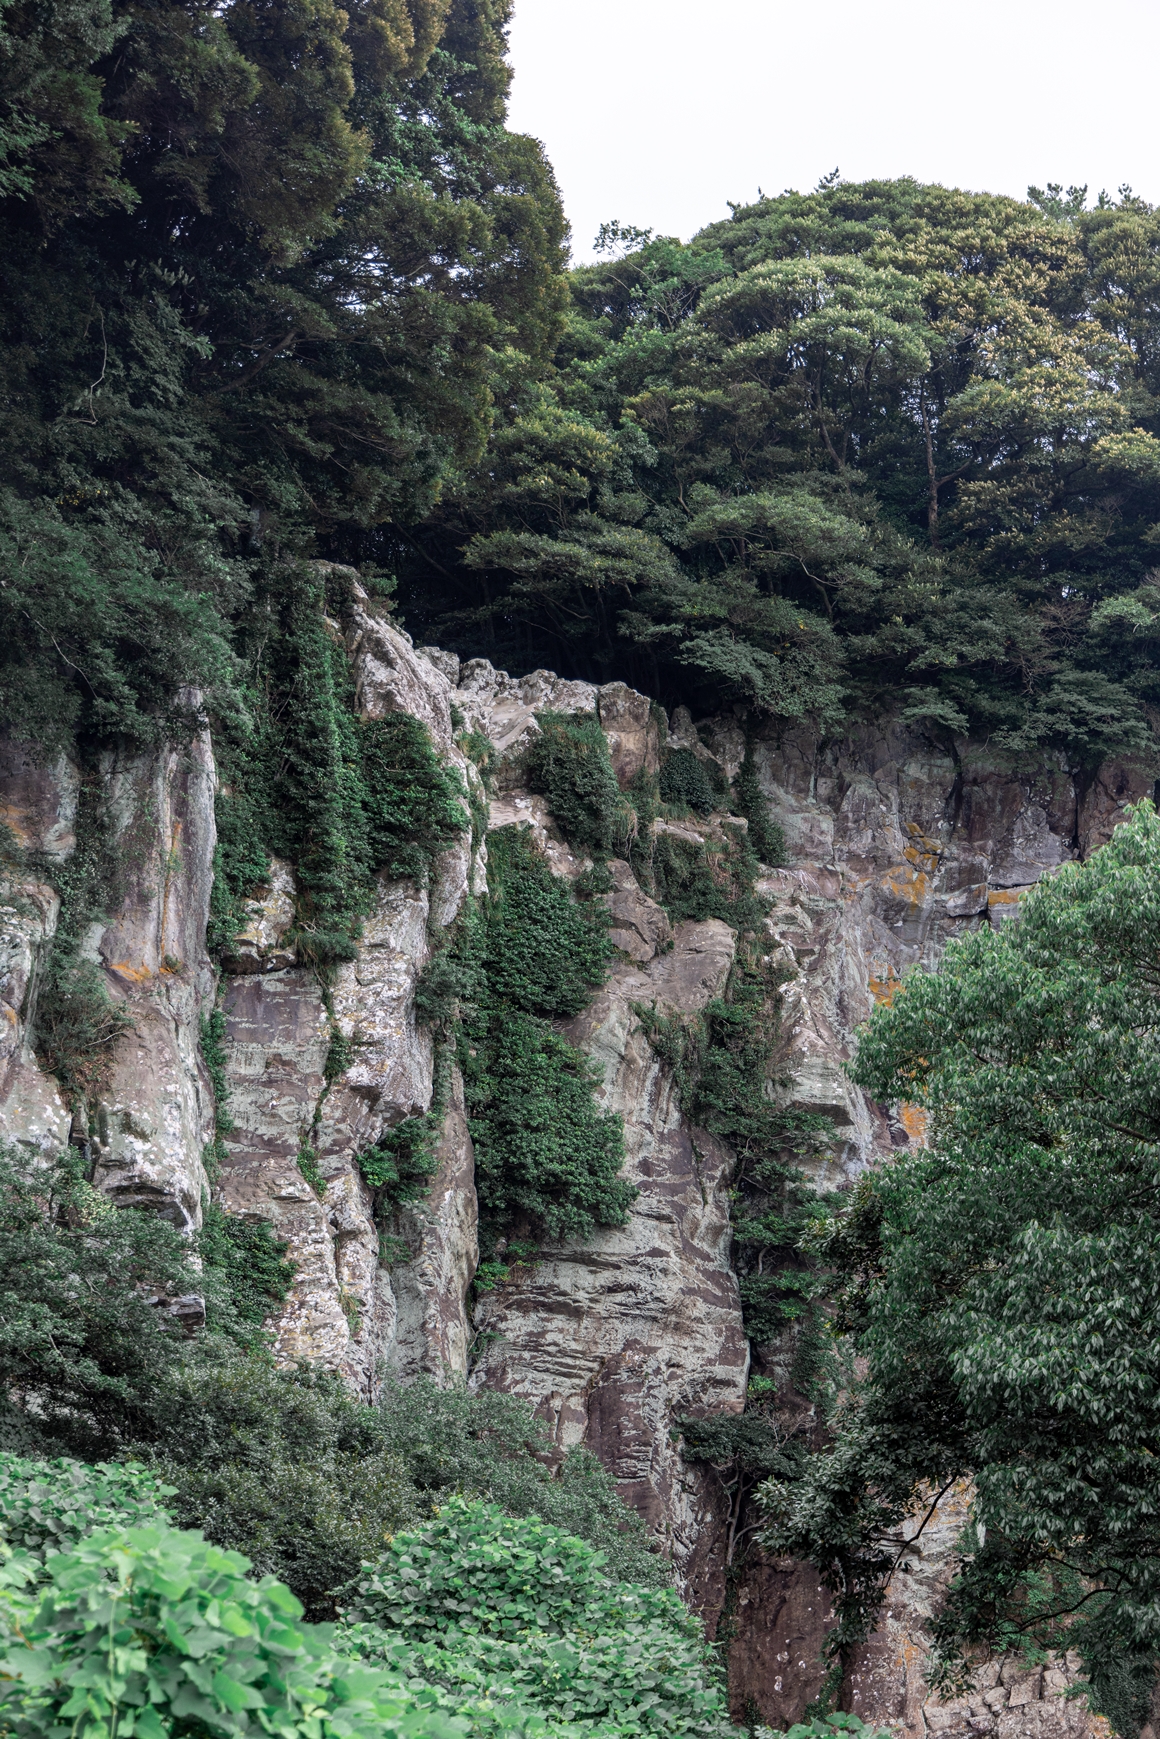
[505,0,1160,262]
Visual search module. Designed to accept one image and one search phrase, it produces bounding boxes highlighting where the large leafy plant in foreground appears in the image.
[763,802,1160,1734]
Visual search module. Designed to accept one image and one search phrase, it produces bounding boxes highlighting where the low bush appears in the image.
[129,1357,417,1620]
[344,1498,730,1738]
[129,1364,664,1614]
[0,1454,172,1563]
[373,1381,665,1589]
[0,1521,460,1739]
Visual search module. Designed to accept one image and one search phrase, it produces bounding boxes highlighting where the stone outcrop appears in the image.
[214,584,486,1394]
[842,1484,1113,1739]
[0,729,219,1231]
[0,619,1142,1739]
[470,912,748,1598]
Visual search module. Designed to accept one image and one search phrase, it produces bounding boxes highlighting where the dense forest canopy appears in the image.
[3,0,1160,768]
[402,178,1160,765]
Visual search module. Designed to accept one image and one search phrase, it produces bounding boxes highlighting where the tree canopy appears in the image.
[399,178,1160,767]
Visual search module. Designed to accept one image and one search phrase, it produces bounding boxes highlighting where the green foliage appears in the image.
[733,748,786,868]
[343,1498,730,1738]
[431,827,634,1248]
[360,712,470,883]
[197,1206,296,1338]
[0,1454,172,1563]
[0,1145,203,1457]
[648,827,767,933]
[372,1379,666,1589]
[765,801,1160,1724]
[135,1358,417,1622]
[211,565,469,969]
[0,0,567,756]
[128,1359,664,1619]
[0,1521,460,1739]
[482,826,613,1018]
[402,180,1160,771]
[526,711,629,854]
[658,748,717,815]
[466,1010,633,1245]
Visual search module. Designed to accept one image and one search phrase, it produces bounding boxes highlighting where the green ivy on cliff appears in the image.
[210,564,468,970]
[463,826,632,1250]
[636,940,835,1370]
[525,710,630,854]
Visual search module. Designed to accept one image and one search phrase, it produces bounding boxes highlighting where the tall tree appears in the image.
[763,802,1160,1736]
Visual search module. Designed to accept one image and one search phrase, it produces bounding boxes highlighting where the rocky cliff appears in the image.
[0,585,1141,1737]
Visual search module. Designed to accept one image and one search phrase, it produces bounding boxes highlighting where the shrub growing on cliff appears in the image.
[459,826,633,1248]
[482,826,613,1016]
[764,802,1160,1733]
[198,1205,296,1339]
[211,567,469,969]
[526,711,629,853]
[659,746,719,815]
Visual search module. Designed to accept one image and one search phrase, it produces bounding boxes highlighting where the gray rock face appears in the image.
[0,636,1136,1739]
[0,730,219,1220]
[470,916,749,1593]
[212,600,485,1395]
[88,735,219,1228]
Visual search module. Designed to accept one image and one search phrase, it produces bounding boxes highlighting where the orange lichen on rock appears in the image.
[897,1102,928,1146]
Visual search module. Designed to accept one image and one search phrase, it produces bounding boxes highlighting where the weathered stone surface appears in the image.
[605,857,673,963]
[597,682,661,786]
[0,876,70,1156]
[387,1067,478,1382]
[342,576,457,752]
[223,858,297,973]
[87,734,218,1230]
[457,660,599,788]
[207,607,484,1392]
[487,794,590,881]
[726,1552,834,1730]
[0,730,224,1188]
[470,918,749,1596]
[217,963,385,1391]
[0,737,78,859]
[842,1485,1112,1739]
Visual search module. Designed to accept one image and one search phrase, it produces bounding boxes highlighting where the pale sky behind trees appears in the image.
[506,0,1160,260]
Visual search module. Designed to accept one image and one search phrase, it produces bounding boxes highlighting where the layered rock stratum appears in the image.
[0,584,1138,1737]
